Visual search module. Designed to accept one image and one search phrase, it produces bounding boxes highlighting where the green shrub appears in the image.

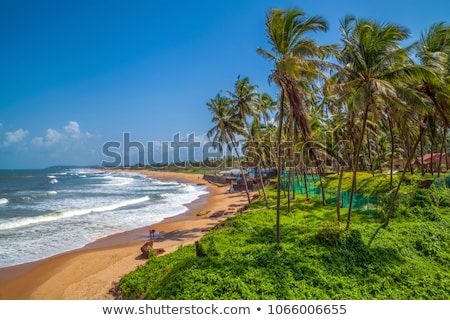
[316,222,342,247]
[409,188,434,207]
[435,187,450,207]
[409,206,441,222]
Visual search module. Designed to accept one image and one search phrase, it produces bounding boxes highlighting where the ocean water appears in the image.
[0,167,208,268]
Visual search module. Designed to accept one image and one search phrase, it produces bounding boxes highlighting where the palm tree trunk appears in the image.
[257,164,269,208]
[227,133,251,204]
[237,156,251,204]
[287,119,295,213]
[384,125,425,226]
[336,165,344,223]
[367,133,374,176]
[275,91,285,244]
[244,123,269,208]
[291,140,296,202]
[287,167,291,213]
[420,134,425,176]
[404,140,414,174]
[446,127,449,172]
[430,139,434,175]
[388,117,395,189]
[346,96,371,231]
[437,126,447,178]
[303,169,309,200]
[292,167,296,201]
[319,172,326,206]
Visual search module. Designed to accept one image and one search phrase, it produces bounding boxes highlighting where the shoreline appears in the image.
[0,170,252,299]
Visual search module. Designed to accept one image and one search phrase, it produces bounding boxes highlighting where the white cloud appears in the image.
[31,136,43,146]
[64,121,81,139]
[33,128,63,147]
[3,128,29,147]
[33,121,91,148]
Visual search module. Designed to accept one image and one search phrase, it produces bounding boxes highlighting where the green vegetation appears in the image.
[118,174,450,300]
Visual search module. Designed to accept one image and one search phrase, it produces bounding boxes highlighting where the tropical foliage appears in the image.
[205,7,449,234]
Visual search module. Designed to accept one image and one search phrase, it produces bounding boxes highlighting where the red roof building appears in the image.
[411,153,450,172]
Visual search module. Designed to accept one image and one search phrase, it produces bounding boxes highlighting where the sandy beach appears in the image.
[0,170,254,300]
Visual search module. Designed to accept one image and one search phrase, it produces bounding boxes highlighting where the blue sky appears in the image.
[1,0,449,169]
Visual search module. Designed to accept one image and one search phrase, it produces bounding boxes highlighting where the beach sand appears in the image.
[0,170,254,300]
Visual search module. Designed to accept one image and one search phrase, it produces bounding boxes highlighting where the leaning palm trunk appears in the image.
[384,126,425,226]
[256,164,270,208]
[289,131,296,205]
[367,134,375,176]
[287,167,292,213]
[245,131,269,208]
[346,95,371,231]
[319,171,326,206]
[287,129,296,213]
[283,74,325,206]
[420,135,425,176]
[292,166,297,201]
[437,126,447,178]
[275,90,286,244]
[303,168,309,200]
[446,127,449,172]
[336,165,344,223]
[227,133,251,204]
[430,140,434,175]
[388,117,395,189]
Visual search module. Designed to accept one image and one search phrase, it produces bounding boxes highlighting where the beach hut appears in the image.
[411,153,449,173]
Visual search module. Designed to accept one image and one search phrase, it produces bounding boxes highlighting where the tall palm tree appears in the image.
[242,119,272,207]
[226,76,271,207]
[257,7,330,243]
[206,94,252,203]
[415,22,450,177]
[383,22,450,226]
[330,16,428,230]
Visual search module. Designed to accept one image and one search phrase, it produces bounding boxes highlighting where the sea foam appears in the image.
[0,196,150,230]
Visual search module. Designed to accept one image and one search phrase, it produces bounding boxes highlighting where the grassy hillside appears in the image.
[118,174,450,299]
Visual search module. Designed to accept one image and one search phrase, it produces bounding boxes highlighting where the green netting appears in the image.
[281,174,382,216]
[432,174,450,189]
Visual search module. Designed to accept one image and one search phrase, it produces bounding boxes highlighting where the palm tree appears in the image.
[258,7,330,243]
[330,16,429,230]
[226,76,271,207]
[206,94,252,203]
[252,93,278,208]
[242,120,272,207]
[224,76,259,126]
[383,22,450,226]
[415,22,450,177]
[256,92,277,126]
